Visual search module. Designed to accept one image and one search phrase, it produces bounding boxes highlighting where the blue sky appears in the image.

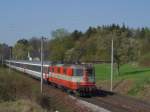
[0,0,150,45]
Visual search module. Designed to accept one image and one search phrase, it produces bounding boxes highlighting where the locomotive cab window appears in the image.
[86,68,94,76]
[74,68,83,76]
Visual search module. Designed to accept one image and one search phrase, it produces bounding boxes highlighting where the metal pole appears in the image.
[2,55,3,65]
[9,57,10,72]
[9,47,12,72]
[110,39,114,91]
[41,37,44,93]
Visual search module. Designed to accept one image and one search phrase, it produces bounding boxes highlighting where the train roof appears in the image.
[6,60,51,66]
[62,63,94,69]
[6,60,94,68]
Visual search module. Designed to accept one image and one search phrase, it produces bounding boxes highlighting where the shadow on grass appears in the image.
[121,69,150,76]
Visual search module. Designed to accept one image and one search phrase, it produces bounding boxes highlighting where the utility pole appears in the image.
[41,37,44,93]
[9,47,12,72]
[2,45,5,66]
[40,37,47,93]
[2,55,3,65]
[110,39,114,91]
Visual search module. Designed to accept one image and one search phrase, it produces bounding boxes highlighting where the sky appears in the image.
[0,0,150,45]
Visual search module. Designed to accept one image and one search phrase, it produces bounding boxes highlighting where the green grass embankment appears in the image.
[95,63,150,102]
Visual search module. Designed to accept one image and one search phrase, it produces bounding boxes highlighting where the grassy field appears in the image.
[95,63,150,81]
[94,63,150,102]
[0,66,79,112]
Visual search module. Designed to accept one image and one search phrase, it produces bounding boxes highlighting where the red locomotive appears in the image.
[47,63,96,96]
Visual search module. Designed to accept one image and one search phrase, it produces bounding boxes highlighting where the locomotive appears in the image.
[5,60,97,96]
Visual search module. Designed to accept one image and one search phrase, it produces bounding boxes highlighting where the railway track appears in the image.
[80,90,150,112]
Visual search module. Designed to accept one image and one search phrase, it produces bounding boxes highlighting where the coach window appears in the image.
[36,66,41,72]
[16,63,19,67]
[13,63,16,66]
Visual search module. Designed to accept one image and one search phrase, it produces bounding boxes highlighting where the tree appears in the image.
[13,39,31,60]
[29,37,41,59]
[0,43,2,56]
[85,26,97,38]
[8,24,150,69]
[49,28,73,62]
[51,28,69,39]
[0,43,10,60]
[71,30,83,41]
[113,31,139,75]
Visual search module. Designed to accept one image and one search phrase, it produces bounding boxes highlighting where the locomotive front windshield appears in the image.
[86,68,94,76]
[74,68,94,76]
[75,69,83,76]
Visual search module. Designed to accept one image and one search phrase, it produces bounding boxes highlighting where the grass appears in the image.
[0,99,47,112]
[94,63,111,80]
[128,78,150,96]
[94,63,150,81]
[95,63,150,102]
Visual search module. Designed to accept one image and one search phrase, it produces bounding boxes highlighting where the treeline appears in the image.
[1,24,150,67]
